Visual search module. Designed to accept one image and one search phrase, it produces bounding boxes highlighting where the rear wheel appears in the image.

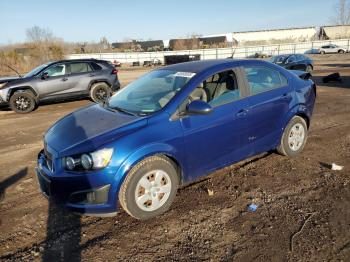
[277,116,308,157]
[119,156,179,220]
[338,49,345,54]
[305,65,313,73]
[90,82,111,103]
[9,90,36,113]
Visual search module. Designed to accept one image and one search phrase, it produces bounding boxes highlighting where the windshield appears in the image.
[108,70,195,115]
[24,63,50,78]
[270,55,288,64]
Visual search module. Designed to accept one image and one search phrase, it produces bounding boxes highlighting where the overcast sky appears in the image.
[0,0,338,44]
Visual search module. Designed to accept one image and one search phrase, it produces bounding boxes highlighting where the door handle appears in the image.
[236,109,248,117]
[62,77,68,81]
[89,73,95,77]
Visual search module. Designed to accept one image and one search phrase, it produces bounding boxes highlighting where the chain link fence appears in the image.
[67,38,350,65]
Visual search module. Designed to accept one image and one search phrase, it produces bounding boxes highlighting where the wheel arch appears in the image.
[7,86,38,101]
[112,144,185,198]
[284,105,311,129]
[295,112,310,129]
[277,105,311,143]
[88,79,112,91]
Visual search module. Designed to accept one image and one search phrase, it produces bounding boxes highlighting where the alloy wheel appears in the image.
[15,96,31,111]
[95,88,108,101]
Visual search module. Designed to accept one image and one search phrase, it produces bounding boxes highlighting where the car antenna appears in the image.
[1,63,22,78]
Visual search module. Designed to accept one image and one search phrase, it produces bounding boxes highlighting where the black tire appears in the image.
[306,65,313,73]
[277,116,308,157]
[9,90,36,113]
[90,82,111,103]
[338,49,345,54]
[320,51,326,54]
[119,155,179,220]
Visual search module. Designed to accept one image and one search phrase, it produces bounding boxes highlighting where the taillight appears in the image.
[112,69,118,75]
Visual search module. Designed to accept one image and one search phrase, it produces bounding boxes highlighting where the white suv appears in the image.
[318,44,346,54]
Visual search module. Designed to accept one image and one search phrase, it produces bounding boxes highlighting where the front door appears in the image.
[33,63,71,98]
[179,68,250,181]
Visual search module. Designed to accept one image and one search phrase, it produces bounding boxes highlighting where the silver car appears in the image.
[0,59,120,113]
[318,44,347,54]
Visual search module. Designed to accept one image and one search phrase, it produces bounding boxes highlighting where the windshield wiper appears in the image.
[105,104,136,116]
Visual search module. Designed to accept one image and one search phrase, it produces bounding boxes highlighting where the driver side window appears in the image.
[189,69,240,107]
[44,64,66,77]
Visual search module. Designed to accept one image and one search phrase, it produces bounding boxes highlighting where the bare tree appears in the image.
[25,26,63,63]
[26,26,53,43]
[99,37,110,50]
[331,0,350,25]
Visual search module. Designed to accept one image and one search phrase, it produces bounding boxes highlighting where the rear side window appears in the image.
[90,62,102,71]
[244,66,288,95]
[69,63,92,74]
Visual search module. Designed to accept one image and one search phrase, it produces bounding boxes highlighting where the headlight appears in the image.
[81,154,93,170]
[0,82,7,89]
[66,157,77,170]
[90,148,114,169]
[64,148,114,171]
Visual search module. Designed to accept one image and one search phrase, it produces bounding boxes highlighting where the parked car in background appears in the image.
[112,60,122,67]
[0,59,120,113]
[318,44,346,54]
[36,59,316,220]
[143,58,162,67]
[248,52,269,58]
[270,54,313,72]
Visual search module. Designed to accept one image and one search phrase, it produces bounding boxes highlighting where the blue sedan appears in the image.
[36,59,316,220]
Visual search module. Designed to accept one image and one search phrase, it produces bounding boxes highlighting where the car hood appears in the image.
[0,76,20,85]
[45,104,147,157]
[0,76,32,88]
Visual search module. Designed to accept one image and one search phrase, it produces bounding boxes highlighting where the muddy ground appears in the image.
[0,55,349,261]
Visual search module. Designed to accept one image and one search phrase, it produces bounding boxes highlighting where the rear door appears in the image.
[328,45,337,53]
[179,68,250,180]
[241,64,293,156]
[65,62,94,94]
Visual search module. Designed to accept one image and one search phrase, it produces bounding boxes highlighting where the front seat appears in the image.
[189,83,208,102]
[213,71,237,98]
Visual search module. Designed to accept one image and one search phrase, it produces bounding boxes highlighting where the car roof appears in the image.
[160,59,245,73]
[50,58,108,64]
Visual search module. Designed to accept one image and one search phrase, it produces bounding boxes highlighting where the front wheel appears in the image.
[277,116,308,157]
[9,90,36,113]
[119,156,179,220]
[90,82,111,103]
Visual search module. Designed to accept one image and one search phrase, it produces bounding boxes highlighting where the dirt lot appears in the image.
[0,55,349,261]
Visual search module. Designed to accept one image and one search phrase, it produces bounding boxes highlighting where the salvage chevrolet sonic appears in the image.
[36,59,316,220]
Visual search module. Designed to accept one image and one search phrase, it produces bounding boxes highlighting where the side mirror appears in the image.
[41,72,49,80]
[186,100,212,115]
